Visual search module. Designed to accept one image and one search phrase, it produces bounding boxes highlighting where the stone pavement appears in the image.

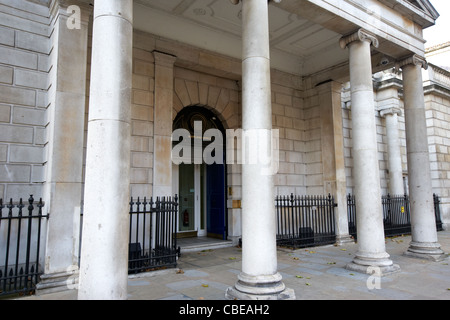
[18,231,450,300]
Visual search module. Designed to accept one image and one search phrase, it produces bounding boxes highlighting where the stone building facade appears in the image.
[0,0,449,299]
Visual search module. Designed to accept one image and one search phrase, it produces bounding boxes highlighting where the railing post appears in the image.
[24,195,34,291]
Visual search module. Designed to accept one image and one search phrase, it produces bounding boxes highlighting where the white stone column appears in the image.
[380,107,404,195]
[78,0,133,300]
[226,0,294,300]
[340,29,400,275]
[398,55,446,261]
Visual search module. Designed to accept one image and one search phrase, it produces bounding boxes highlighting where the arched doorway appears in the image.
[172,106,227,240]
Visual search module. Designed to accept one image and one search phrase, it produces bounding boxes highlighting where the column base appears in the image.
[346,253,400,276]
[404,241,448,262]
[335,234,355,245]
[225,272,296,300]
[35,269,79,296]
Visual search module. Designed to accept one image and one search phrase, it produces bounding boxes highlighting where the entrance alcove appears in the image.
[172,106,229,245]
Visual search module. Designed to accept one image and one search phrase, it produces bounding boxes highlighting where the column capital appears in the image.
[396,54,428,71]
[339,29,379,49]
[379,106,402,117]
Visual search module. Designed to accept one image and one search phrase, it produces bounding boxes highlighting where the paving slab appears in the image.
[14,231,450,301]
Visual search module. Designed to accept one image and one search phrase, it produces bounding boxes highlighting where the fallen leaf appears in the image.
[309,251,316,254]
[201,284,209,288]
[229,257,237,260]
[305,283,311,286]
[176,269,184,274]
[340,248,347,251]
[296,275,303,278]
[293,257,300,260]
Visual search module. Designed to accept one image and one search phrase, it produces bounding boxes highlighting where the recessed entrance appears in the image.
[172,106,227,240]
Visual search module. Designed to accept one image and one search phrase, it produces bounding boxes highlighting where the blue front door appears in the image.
[206,163,226,239]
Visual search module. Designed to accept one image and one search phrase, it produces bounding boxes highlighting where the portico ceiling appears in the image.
[133,0,346,77]
[132,0,438,79]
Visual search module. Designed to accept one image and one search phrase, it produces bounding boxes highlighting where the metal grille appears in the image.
[276,194,337,249]
[347,193,443,239]
[0,196,47,297]
[128,196,179,274]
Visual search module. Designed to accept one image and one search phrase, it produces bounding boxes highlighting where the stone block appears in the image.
[15,69,48,90]
[0,26,14,46]
[131,136,150,152]
[130,168,149,184]
[5,184,43,200]
[285,128,302,141]
[31,165,44,183]
[131,152,153,168]
[13,106,46,126]
[0,66,13,84]
[174,78,191,106]
[0,124,34,144]
[0,104,11,123]
[36,90,48,108]
[0,164,31,183]
[35,127,47,145]
[285,151,302,163]
[9,145,44,164]
[38,54,50,72]
[0,10,48,35]
[0,85,36,107]
[16,30,50,54]
[132,120,153,137]
[130,183,153,198]
[133,60,154,77]
[305,173,323,186]
[132,74,150,91]
[286,174,302,186]
[275,92,292,106]
[132,89,153,106]
[0,46,38,70]
[131,104,152,121]
[0,144,7,162]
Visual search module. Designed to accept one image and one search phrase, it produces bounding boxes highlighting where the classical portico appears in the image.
[18,0,442,299]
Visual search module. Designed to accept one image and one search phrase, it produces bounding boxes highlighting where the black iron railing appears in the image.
[79,195,180,275]
[434,193,444,232]
[347,193,443,239]
[276,194,337,249]
[0,196,47,297]
[128,195,179,274]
